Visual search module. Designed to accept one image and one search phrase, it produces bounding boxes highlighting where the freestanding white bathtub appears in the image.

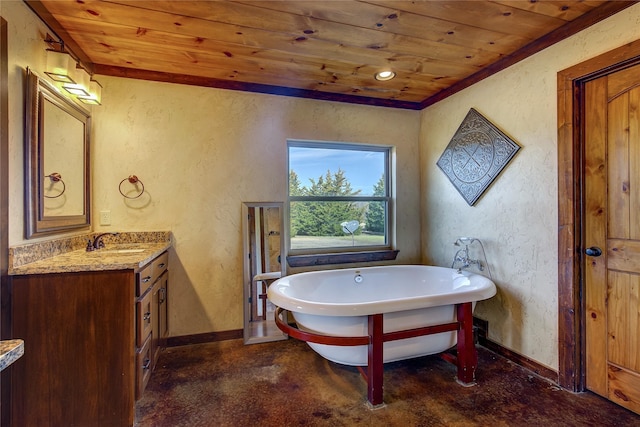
[267,265,496,406]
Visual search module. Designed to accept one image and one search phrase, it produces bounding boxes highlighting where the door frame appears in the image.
[557,38,640,392]
[1,16,8,426]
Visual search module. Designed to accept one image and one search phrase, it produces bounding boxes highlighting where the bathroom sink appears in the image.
[91,248,146,254]
[102,249,145,254]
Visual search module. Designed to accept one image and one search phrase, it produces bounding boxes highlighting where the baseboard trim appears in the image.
[167,329,243,347]
[473,316,558,384]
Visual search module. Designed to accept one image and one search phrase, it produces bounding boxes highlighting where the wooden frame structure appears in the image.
[275,302,477,407]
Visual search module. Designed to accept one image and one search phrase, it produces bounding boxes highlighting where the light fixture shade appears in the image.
[78,97,100,105]
[44,50,76,83]
[78,79,102,105]
[63,67,90,96]
[375,70,396,81]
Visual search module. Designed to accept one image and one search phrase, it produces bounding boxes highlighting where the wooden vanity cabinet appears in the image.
[2,251,169,427]
[3,270,135,427]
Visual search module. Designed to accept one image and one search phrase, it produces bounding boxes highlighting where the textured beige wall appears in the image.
[3,2,420,338]
[3,1,60,245]
[420,3,640,371]
[0,1,420,336]
[91,77,421,335]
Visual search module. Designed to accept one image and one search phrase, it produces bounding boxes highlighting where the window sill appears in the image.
[286,250,399,268]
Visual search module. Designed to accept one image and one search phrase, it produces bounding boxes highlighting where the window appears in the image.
[287,140,393,258]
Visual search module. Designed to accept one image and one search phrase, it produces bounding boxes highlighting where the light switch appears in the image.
[100,210,111,226]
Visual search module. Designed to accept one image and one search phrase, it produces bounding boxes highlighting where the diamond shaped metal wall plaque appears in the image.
[436,108,521,206]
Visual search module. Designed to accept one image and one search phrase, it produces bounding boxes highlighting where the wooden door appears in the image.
[584,62,640,414]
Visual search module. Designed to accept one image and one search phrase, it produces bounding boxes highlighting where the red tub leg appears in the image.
[455,302,477,385]
[367,314,384,407]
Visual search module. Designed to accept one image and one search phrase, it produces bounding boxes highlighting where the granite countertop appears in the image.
[9,242,171,275]
[0,339,24,371]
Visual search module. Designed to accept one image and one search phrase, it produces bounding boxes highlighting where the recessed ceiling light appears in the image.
[375,70,396,81]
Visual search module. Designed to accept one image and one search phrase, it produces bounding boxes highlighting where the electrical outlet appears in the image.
[99,210,111,226]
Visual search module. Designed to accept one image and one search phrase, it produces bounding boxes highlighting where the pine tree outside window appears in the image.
[287,140,393,255]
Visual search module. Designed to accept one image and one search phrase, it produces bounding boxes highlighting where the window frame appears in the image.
[286,139,395,261]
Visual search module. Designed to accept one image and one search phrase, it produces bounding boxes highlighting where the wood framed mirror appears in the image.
[24,68,91,238]
[242,202,287,344]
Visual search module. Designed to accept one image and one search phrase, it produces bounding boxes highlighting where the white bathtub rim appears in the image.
[267,265,496,317]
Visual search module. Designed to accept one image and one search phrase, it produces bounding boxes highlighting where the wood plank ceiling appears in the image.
[27,0,635,110]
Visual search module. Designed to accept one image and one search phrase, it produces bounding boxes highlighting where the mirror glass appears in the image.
[24,68,91,238]
[242,202,287,344]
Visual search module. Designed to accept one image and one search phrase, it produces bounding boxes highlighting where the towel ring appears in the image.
[119,175,145,199]
[44,172,65,198]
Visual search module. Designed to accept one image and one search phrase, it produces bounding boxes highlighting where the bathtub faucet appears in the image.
[451,243,483,272]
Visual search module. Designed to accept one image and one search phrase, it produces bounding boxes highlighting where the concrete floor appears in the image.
[136,339,640,426]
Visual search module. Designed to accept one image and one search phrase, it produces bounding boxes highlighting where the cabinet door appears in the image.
[158,270,169,343]
[137,285,153,348]
[152,270,169,368]
[6,271,136,427]
[136,333,153,399]
[151,278,160,369]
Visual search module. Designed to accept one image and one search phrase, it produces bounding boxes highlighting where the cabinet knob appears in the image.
[142,358,151,370]
[143,312,151,321]
[158,263,165,269]
[142,276,152,283]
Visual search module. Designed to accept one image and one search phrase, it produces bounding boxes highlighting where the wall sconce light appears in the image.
[44,35,102,106]
[63,66,91,97]
[44,49,76,83]
[78,80,102,105]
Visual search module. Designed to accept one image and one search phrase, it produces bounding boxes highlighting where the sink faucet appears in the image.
[86,232,119,252]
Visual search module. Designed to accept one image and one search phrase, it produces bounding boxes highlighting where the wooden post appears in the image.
[367,314,384,406]
[456,302,477,385]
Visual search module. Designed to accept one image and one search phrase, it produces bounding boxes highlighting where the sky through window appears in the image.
[289,146,385,196]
